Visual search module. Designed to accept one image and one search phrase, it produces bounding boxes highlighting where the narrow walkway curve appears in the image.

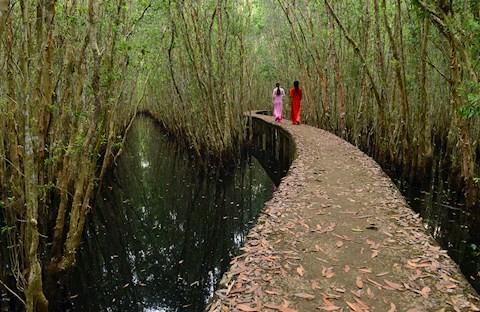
[207,112,480,311]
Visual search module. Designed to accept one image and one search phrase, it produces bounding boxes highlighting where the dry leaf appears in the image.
[346,301,362,312]
[388,302,397,312]
[383,279,403,290]
[344,265,351,273]
[237,304,259,312]
[323,296,335,306]
[358,268,372,273]
[319,307,341,311]
[322,267,335,279]
[355,276,363,289]
[367,287,375,299]
[420,286,431,298]
[297,266,305,277]
[353,297,369,309]
[294,293,315,300]
[336,241,343,248]
[366,278,383,287]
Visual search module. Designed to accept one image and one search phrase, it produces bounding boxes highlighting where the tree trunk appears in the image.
[329,11,345,137]
[381,0,409,168]
[418,17,432,172]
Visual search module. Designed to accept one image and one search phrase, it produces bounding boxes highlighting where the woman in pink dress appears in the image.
[272,82,285,122]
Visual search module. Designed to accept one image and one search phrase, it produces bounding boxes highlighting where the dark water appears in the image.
[392,163,480,293]
[66,117,274,311]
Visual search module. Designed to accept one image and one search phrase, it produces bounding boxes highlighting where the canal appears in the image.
[64,116,276,311]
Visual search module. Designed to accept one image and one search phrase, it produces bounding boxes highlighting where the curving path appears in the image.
[207,112,480,312]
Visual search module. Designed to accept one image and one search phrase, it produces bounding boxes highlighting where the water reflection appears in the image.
[394,166,480,293]
[67,117,273,311]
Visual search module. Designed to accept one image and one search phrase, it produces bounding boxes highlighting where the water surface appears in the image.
[67,117,274,311]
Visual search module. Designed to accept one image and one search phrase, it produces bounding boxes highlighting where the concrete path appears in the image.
[207,113,480,311]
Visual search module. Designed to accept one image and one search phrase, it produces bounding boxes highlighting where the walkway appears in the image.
[207,113,480,311]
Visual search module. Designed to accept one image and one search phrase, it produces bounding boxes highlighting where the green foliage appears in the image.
[458,104,480,118]
[113,135,124,151]
[459,82,480,118]
[470,243,480,257]
[1,225,15,237]
[38,182,57,193]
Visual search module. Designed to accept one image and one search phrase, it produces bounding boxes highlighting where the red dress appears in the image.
[289,87,302,124]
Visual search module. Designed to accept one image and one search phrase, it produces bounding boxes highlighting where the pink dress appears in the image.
[272,87,285,121]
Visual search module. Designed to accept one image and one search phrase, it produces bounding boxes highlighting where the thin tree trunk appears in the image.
[328,12,345,137]
[324,0,383,111]
[381,0,409,167]
[0,0,7,39]
[419,17,432,171]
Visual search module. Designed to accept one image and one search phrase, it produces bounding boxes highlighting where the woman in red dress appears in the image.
[289,80,302,125]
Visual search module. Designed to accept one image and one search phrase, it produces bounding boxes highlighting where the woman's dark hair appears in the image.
[276,86,281,95]
[294,80,299,93]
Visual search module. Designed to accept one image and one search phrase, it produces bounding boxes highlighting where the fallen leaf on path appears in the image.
[318,306,341,311]
[358,268,372,273]
[346,301,362,312]
[322,267,335,279]
[265,299,299,312]
[344,265,351,273]
[383,279,403,290]
[297,266,305,277]
[367,287,375,299]
[336,241,343,248]
[237,304,259,311]
[320,296,342,310]
[420,286,431,298]
[353,297,369,309]
[294,293,315,300]
[366,278,382,287]
[264,304,298,312]
[333,287,346,293]
[388,303,396,312]
[355,276,363,289]
[246,284,260,294]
